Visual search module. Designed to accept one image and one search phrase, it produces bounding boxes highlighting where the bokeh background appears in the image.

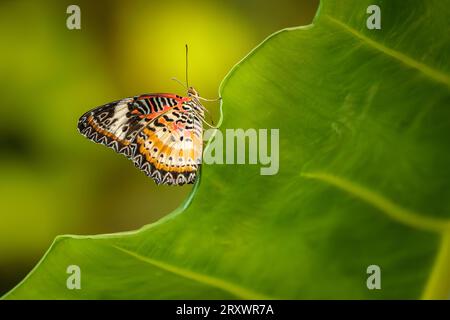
[0,0,319,295]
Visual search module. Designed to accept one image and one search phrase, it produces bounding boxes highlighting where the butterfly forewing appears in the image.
[77,93,204,185]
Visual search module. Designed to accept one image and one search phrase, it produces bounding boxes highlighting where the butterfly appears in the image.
[77,46,219,186]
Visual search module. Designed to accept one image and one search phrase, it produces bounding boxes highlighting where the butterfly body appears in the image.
[78,90,205,185]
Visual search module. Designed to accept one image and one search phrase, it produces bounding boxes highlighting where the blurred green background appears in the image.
[0,0,318,295]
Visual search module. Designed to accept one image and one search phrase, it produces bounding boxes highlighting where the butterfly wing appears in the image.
[133,103,204,185]
[77,94,204,185]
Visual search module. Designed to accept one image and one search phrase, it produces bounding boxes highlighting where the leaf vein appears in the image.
[325,16,450,89]
[301,171,450,233]
[112,245,273,300]
[421,232,450,299]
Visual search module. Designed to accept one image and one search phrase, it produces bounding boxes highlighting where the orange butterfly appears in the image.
[77,46,220,185]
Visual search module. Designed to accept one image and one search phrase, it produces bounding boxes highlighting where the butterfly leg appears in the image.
[198,96,222,102]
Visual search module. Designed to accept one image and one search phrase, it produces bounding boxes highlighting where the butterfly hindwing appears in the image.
[77,94,204,185]
[132,102,204,185]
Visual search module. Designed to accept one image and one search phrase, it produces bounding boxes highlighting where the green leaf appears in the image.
[4,0,450,299]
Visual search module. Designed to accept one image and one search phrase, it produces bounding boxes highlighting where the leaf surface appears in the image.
[4,0,450,299]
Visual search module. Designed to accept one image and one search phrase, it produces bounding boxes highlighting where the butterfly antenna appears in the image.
[171,77,187,89]
[185,44,189,88]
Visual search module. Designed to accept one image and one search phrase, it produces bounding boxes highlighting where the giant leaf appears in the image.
[3,0,450,299]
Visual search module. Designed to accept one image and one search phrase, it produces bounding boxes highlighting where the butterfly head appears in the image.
[187,87,200,99]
